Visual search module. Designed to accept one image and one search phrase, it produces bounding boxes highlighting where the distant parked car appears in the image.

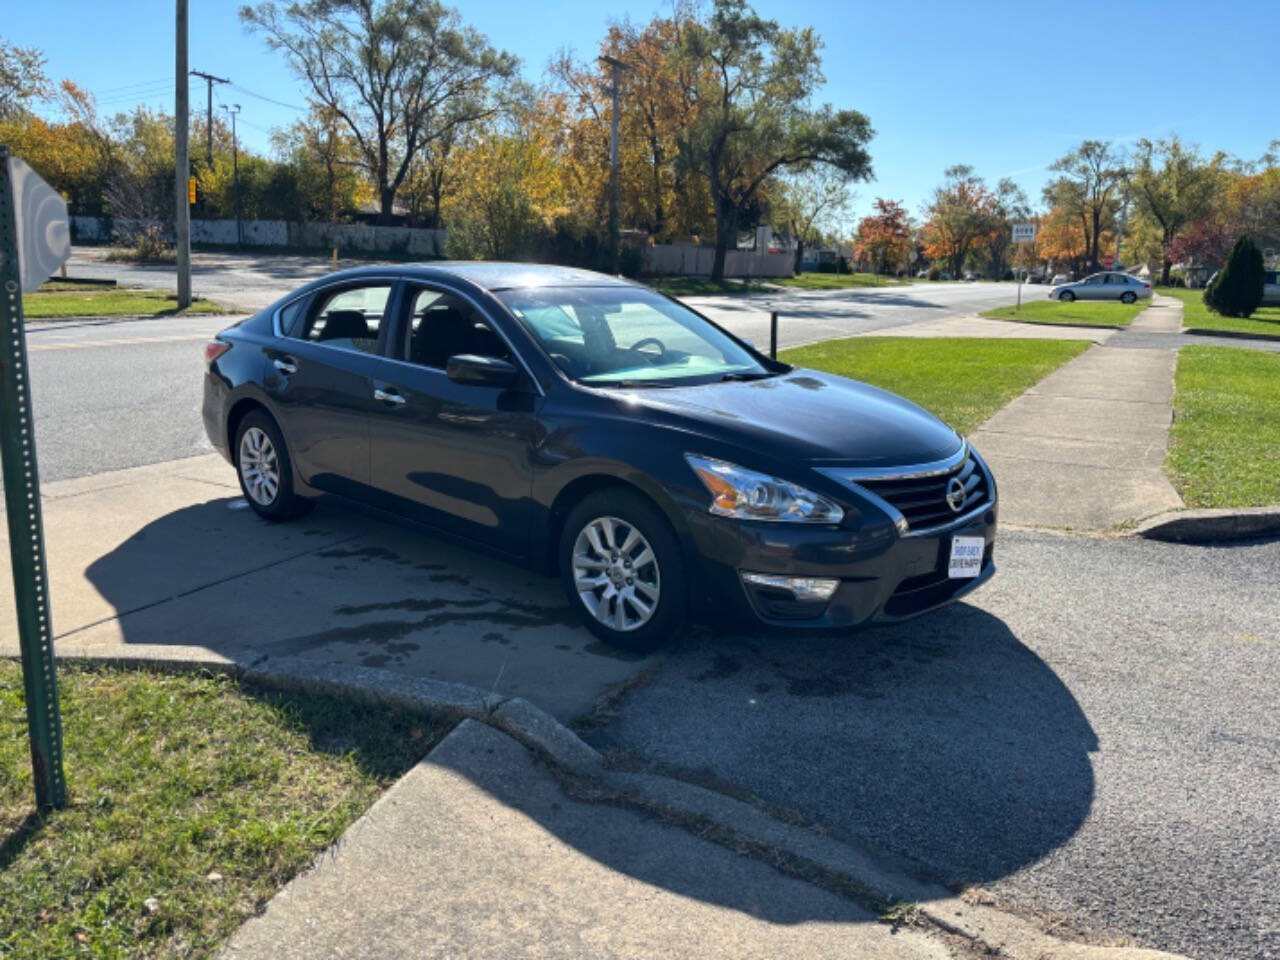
[1025,273,1043,285]
[1264,270,1280,306]
[1050,273,1071,286]
[1049,272,1152,304]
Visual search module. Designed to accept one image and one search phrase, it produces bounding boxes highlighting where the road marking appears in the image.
[27,334,211,352]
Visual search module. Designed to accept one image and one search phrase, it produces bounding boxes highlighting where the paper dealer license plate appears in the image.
[947,537,984,579]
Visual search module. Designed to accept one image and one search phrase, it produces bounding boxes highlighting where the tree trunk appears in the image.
[1161,257,1172,286]
[378,186,396,225]
[711,200,736,284]
[793,239,805,276]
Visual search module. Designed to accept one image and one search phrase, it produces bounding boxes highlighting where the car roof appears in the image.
[312,261,640,293]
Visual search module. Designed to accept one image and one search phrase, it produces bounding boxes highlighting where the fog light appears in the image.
[741,573,839,602]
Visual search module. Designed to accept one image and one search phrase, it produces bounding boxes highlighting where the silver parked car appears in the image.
[1049,272,1152,303]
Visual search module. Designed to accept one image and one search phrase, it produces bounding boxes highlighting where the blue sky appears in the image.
[8,0,1277,225]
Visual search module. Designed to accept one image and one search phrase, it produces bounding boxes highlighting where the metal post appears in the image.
[0,147,67,810]
[769,311,778,359]
[224,104,242,247]
[175,0,191,308]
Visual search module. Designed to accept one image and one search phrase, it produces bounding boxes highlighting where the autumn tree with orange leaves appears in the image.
[920,165,995,278]
[855,198,912,275]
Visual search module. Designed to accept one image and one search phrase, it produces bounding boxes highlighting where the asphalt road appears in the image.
[586,530,1280,960]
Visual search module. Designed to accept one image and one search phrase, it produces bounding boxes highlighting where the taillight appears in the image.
[1143,283,1151,289]
[204,340,231,367]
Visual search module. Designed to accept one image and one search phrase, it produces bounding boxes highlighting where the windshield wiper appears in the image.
[595,379,681,389]
[717,371,777,382]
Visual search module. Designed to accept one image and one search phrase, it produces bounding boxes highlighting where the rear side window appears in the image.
[277,296,308,337]
[299,284,392,355]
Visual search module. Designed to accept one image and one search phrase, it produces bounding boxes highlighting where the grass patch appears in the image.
[981,298,1146,328]
[22,284,226,318]
[1167,346,1280,507]
[0,662,450,959]
[644,276,765,296]
[780,336,1091,434]
[1158,287,1280,339]
[772,272,909,290]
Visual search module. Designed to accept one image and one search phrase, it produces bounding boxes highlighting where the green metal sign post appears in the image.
[0,145,67,810]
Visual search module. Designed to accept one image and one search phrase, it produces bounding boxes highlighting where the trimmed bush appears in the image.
[1204,235,1265,318]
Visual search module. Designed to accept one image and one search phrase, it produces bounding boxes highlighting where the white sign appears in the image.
[908,250,918,263]
[1012,222,1037,244]
[8,156,70,293]
[948,537,985,579]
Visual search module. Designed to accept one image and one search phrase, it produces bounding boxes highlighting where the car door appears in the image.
[1078,274,1106,300]
[264,278,398,499]
[367,283,542,556]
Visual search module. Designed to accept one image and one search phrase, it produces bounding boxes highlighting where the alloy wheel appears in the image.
[238,426,280,506]
[571,516,661,632]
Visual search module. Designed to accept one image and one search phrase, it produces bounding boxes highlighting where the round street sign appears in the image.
[8,156,71,293]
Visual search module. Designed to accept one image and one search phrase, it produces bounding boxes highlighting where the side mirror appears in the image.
[446,354,522,389]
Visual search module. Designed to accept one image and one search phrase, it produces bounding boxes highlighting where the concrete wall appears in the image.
[70,215,445,257]
[644,243,793,278]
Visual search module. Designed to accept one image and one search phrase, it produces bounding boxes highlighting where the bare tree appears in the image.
[241,0,516,222]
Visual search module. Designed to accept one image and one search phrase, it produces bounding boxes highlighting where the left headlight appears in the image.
[685,455,844,524]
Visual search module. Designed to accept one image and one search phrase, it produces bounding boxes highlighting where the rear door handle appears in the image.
[373,387,406,406]
[273,357,298,375]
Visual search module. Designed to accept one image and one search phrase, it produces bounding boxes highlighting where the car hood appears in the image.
[610,369,962,467]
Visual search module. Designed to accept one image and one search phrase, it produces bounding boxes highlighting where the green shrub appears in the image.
[1204,234,1265,318]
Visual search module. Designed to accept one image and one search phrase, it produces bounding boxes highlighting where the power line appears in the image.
[92,76,171,95]
[229,83,308,112]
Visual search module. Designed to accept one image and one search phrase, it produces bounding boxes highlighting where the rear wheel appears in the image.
[1058,290,1076,302]
[234,410,313,522]
[1121,291,1137,304]
[559,489,686,651]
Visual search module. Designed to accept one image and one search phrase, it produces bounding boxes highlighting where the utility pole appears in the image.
[599,55,629,274]
[190,69,229,166]
[175,0,191,308]
[223,104,242,246]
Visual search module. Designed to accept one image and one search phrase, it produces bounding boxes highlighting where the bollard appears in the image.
[770,311,778,359]
[331,246,338,270]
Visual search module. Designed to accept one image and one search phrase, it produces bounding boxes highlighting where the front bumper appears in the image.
[685,498,998,632]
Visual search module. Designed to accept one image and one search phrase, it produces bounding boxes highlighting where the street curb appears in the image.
[1134,506,1280,543]
[15,647,603,774]
[22,647,1191,960]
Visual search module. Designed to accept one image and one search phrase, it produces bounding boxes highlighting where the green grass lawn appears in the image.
[0,663,449,959]
[1158,287,1280,339]
[780,336,1091,434]
[644,276,766,296]
[772,272,910,290]
[22,284,227,318]
[981,298,1146,328]
[1167,346,1280,508]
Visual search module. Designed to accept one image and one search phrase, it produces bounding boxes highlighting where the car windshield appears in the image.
[496,286,769,386]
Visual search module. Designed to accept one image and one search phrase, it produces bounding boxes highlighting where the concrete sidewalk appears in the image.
[970,297,1185,530]
[0,456,656,721]
[222,719,955,960]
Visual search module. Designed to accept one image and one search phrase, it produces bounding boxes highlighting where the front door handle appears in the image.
[273,357,298,375]
[373,387,406,406]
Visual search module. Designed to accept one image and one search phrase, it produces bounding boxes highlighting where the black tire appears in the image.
[559,488,686,651]
[1058,290,1076,302]
[233,410,314,522]
[1121,291,1136,304]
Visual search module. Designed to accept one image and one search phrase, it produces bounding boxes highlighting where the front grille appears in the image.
[855,454,989,532]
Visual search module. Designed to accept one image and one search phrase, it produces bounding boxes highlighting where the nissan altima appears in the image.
[202,263,997,650]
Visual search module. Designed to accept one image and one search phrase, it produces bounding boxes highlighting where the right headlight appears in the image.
[684,454,844,524]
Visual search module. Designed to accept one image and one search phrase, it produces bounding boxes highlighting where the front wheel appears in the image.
[559,489,686,651]
[1120,291,1137,304]
[1058,290,1076,302]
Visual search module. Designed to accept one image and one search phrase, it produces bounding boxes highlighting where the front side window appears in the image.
[496,286,767,386]
[403,287,511,369]
[299,284,392,354]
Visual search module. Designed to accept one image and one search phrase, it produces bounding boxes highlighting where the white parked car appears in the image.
[1049,273,1071,286]
[1049,272,1152,304]
[1264,270,1280,306]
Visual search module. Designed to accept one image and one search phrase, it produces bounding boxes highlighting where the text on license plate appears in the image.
[948,536,984,579]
